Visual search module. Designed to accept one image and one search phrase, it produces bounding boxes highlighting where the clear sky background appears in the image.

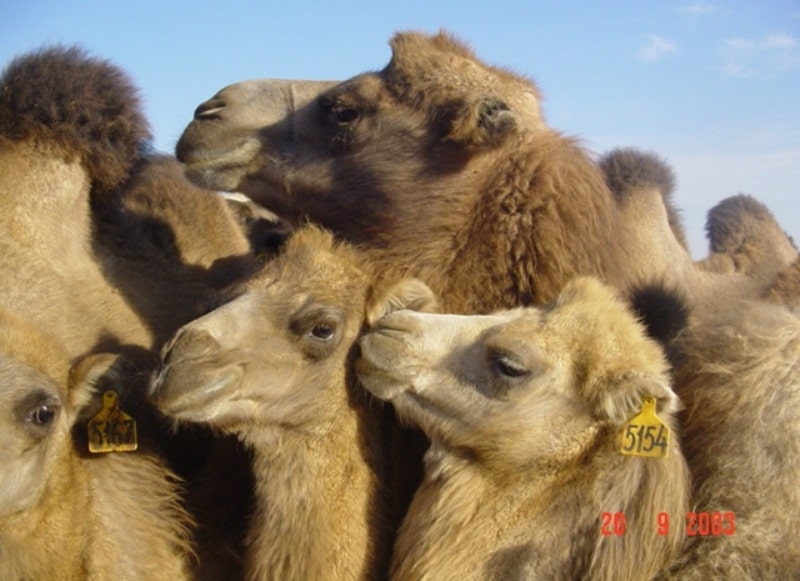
[2,1,798,258]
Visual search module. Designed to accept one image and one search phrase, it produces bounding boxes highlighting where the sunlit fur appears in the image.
[152,226,434,581]
[0,309,193,580]
[357,277,689,580]
[658,301,800,579]
[0,45,259,356]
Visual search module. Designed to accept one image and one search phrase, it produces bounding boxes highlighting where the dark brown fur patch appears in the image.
[0,45,150,193]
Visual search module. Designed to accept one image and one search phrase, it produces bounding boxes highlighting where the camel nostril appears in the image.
[194,97,226,120]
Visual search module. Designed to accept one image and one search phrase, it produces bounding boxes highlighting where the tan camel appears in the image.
[656,299,800,579]
[606,152,800,577]
[357,276,689,580]
[0,45,259,357]
[0,308,194,580]
[151,226,434,581]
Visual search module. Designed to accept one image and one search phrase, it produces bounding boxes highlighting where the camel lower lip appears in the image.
[152,362,243,420]
[181,137,261,169]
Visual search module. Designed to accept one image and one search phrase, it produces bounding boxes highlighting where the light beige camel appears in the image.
[656,299,800,579]
[0,308,193,580]
[151,226,434,580]
[605,151,800,577]
[0,46,259,356]
[357,276,689,580]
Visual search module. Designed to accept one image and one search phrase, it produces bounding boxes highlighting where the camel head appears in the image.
[176,30,544,243]
[357,276,679,470]
[0,310,124,517]
[150,225,434,440]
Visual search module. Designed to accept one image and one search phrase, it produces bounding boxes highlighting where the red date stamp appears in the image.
[601,511,736,536]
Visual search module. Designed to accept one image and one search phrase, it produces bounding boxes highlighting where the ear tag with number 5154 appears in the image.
[619,396,670,458]
[87,390,138,454]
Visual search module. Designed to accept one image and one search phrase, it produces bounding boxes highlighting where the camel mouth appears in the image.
[356,335,417,400]
[150,360,244,423]
[179,136,261,168]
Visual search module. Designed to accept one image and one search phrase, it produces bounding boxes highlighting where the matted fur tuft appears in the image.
[0,45,150,192]
[628,282,690,348]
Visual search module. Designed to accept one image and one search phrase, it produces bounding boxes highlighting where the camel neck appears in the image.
[245,398,389,581]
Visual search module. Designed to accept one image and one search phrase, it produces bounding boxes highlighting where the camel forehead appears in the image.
[0,356,64,405]
[247,228,369,305]
[385,31,542,117]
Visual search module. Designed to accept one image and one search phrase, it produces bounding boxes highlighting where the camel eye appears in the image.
[29,404,58,426]
[334,107,359,124]
[310,323,337,341]
[490,352,529,379]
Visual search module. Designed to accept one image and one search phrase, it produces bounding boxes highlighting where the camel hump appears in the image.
[0,45,151,192]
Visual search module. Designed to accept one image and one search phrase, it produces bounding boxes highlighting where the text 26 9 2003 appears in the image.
[601,511,736,536]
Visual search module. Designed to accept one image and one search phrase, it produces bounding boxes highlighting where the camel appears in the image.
[655,298,800,579]
[150,226,435,581]
[602,158,797,316]
[356,276,689,580]
[0,45,260,357]
[604,152,800,576]
[0,308,194,580]
[175,30,688,314]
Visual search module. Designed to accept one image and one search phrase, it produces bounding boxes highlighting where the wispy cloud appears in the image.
[677,3,717,15]
[637,35,678,62]
[721,33,798,77]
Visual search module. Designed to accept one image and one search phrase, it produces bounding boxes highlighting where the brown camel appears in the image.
[151,226,434,580]
[174,30,679,314]
[0,308,194,580]
[357,276,689,580]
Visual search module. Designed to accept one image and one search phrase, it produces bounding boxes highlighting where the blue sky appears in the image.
[2,1,798,258]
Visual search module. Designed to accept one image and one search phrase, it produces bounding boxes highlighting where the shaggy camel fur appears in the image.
[656,299,800,579]
[0,309,193,580]
[0,46,258,356]
[174,30,674,313]
[357,276,689,580]
[151,226,434,581]
[764,257,800,305]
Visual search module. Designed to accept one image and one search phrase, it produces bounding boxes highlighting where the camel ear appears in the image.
[597,373,681,426]
[440,96,519,149]
[67,353,123,412]
[366,278,439,327]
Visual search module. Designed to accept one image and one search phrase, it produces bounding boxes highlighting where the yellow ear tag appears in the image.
[87,391,138,453]
[619,396,669,458]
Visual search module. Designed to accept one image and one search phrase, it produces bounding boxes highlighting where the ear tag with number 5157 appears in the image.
[619,396,670,458]
[87,390,138,454]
